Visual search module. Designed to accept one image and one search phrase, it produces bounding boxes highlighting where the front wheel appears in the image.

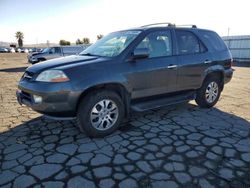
[77,90,124,137]
[195,76,222,108]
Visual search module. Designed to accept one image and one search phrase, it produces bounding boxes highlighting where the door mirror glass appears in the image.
[132,48,149,59]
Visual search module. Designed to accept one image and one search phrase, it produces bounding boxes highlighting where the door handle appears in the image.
[167,64,178,69]
[204,60,212,64]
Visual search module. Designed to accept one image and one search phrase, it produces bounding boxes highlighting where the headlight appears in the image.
[36,70,69,82]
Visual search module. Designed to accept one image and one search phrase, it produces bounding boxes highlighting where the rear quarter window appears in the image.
[199,31,227,51]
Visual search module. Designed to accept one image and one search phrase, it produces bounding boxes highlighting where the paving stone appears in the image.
[199,178,214,188]
[3,144,27,154]
[150,138,165,146]
[29,164,62,180]
[114,173,126,180]
[13,175,36,187]
[5,149,26,160]
[99,179,115,188]
[119,178,138,188]
[164,162,185,171]
[67,176,95,188]
[78,143,98,153]
[211,146,223,155]
[145,153,156,160]
[93,167,112,178]
[202,137,217,146]
[71,165,87,173]
[169,154,183,162]
[44,135,59,143]
[55,170,68,180]
[0,170,18,185]
[113,154,128,165]
[176,145,190,153]
[124,165,134,172]
[186,140,200,146]
[12,165,26,174]
[174,129,189,135]
[150,172,170,180]
[2,160,18,169]
[42,181,64,188]
[66,157,81,166]
[174,172,191,184]
[235,139,250,152]
[189,166,207,177]
[151,181,178,188]
[187,133,203,140]
[162,146,173,154]
[150,160,164,168]
[241,153,250,162]
[203,130,224,138]
[229,159,245,167]
[186,151,199,158]
[76,153,93,163]
[143,144,158,152]
[56,144,78,155]
[206,152,220,161]
[91,154,111,166]
[136,161,152,173]
[225,148,236,158]
[47,153,68,163]
[219,168,234,180]
[126,152,141,161]
[105,135,123,144]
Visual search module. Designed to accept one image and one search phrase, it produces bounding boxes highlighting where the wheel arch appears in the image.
[76,83,131,117]
[202,66,225,90]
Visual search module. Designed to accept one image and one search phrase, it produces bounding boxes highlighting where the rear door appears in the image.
[127,30,179,99]
[174,29,212,91]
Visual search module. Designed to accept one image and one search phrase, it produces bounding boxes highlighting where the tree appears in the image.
[15,31,24,47]
[76,38,83,45]
[97,34,104,40]
[59,39,71,46]
[82,38,90,44]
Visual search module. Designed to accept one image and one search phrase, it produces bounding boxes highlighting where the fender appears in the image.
[202,64,225,84]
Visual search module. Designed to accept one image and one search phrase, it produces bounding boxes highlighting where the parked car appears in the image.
[0,47,8,53]
[27,45,90,64]
[17,23,233,137]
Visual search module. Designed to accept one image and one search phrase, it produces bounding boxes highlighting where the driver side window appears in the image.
[136,31,172,58]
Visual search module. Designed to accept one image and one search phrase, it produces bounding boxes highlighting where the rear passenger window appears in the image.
[199,31,227,51]
[176,30,206,55]
[55,47,61,53]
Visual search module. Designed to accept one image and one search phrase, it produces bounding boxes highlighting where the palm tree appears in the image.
[15,31,24,47]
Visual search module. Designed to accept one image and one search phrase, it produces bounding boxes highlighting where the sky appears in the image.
[0,0,250,45]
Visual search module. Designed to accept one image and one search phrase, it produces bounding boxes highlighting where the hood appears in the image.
[26,55,98,73]
[30,52,43,56]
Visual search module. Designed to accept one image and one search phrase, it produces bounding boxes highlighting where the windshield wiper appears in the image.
[80,53,96,56]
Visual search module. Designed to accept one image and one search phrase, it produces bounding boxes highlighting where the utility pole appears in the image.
[227,27,230,37]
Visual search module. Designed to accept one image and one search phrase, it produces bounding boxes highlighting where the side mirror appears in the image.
[132,48,149,60]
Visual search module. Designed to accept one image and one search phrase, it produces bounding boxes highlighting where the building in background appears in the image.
[223,35,250,62]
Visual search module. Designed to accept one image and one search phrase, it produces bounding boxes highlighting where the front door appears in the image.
[126,30,178,99]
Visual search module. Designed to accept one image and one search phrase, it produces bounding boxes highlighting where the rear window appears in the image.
[176,30,206,55]
[199,31,227,51]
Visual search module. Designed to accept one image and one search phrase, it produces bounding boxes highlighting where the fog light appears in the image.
[33,95,42,103]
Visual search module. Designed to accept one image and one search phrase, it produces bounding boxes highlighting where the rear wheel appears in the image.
[195,76,222,108]
[77,90,124,137]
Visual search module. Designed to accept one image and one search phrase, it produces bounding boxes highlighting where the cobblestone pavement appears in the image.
[0,54,250,187]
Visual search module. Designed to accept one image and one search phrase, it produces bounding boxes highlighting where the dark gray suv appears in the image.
[17,23,233,137]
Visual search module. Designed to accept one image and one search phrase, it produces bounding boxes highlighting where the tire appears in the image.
[77,90,124,137]
[195,75,222,108]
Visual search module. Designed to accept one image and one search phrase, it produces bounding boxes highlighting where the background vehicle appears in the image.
[0,47,8,53]
[27,45,90,64]
[17,23,233,137]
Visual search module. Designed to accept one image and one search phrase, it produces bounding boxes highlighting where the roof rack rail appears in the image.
[141,23,176,28]
[176,24,197,28]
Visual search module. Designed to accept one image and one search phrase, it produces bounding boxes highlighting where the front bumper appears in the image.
[224,68,234,84]
[16,80,80,118]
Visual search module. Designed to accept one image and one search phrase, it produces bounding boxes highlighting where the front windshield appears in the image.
[42,48,50,53]
[80,30,141,57]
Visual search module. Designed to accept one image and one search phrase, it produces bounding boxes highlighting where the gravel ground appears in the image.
[0,53,249,187]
